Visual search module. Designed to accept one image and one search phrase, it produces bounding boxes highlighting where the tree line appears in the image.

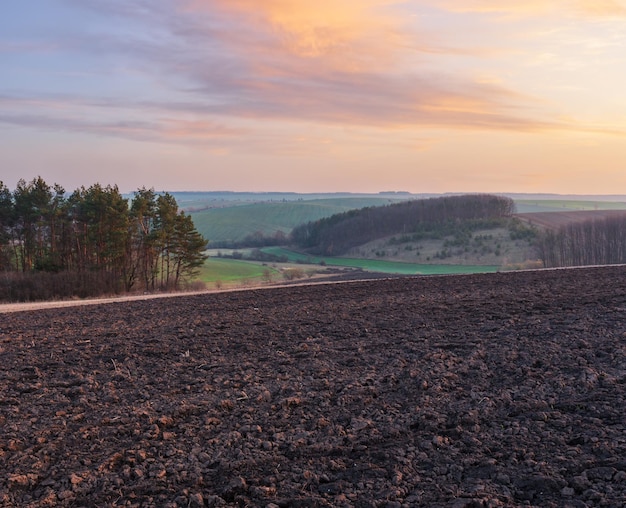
[537,214,626,268]
[290,194,516,255]
[0,177,207,301]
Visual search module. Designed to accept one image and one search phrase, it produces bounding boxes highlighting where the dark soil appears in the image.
[1,266,626,507]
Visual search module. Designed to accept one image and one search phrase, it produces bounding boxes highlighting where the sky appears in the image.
[1,0,626,194]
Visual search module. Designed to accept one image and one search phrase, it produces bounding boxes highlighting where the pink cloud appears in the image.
[3,0,615,152]
[184,0,413,73]
[171,1,571,133]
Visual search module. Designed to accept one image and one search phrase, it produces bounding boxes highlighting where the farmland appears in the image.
[516,209,626,229]
[188,196,411,245]
[183,193,626,246]
[2,266,625,506]
[514,199,626,213]
[196,258,280,288]
[201,248,501,292]
[187,193,626,287]
[260,247,500,275]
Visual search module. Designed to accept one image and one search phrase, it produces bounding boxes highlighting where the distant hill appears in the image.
[291,194,515,255]
[514,199,626,213]
[188,197,412,246]
[170,191,429,211]
[169,191,626,248]
[516,210,626,229]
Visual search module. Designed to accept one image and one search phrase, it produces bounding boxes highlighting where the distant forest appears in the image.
[538,215,626,267]
[0,177,207,302]
[291,194,516,255]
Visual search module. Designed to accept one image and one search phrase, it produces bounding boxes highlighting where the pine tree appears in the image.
[172,212,208,287]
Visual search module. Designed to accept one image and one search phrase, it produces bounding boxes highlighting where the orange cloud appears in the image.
[179,0,614,134]
[4,0,607,152]
[187,0,408,71]
[575,0,626,16]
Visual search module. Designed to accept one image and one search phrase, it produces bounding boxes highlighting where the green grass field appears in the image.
[189,197,408,244]
[515,200,626,213]
[188,195,626,285]
[197,258,279,285]
[195,248,499,288]
[261,247,500,275]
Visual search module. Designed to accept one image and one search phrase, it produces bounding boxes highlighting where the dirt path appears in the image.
[0,271,393,315]
[0,290,214,314]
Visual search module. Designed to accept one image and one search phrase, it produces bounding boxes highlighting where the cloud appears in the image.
[166,1,573,132]
[433,1,555,16]
[187,0,408,71]
[0,95,244,146]
[432,0,626,17]
[575,0,626,16]
[1,0,609,151]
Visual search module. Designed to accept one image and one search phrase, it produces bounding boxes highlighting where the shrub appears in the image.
[262,268,274,283]
[282,268,305,281]
[183,280,207,291]
[0,270,121,302]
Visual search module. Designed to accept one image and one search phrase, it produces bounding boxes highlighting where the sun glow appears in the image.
[2,0,626,193]
[190,0,406,70]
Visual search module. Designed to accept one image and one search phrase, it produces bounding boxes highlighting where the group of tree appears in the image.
[537,214,626,268]
[290,194,516,255]
[211,230,288,250]
[0,177,207,301]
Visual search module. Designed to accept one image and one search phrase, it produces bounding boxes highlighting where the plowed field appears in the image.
[1,266,626,507]
[516,210,626,229]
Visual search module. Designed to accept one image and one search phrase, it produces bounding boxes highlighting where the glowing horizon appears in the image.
[1,1,625,194]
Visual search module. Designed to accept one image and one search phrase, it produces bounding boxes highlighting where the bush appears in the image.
[182,280,207,291]
[0,270,122,302]
[508,219,537,241]
[282,268,305,281]
[262,268,274,283]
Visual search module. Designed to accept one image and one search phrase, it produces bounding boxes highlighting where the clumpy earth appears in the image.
[1,266,626,507]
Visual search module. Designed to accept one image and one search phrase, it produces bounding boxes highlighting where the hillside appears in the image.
[179,193,626,271]
[343,223,539,268]
[179,192,626,248]
[170,191,422,211]
[291,194,516,256]
[514,199,626,213]
[188,197,410,246]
